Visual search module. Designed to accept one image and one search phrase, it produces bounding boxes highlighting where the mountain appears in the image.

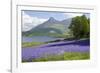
[34,17,61,29]
[22,17,72,37]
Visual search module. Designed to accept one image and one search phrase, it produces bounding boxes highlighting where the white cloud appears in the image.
[22,12,48,31]
[64,13,83,18]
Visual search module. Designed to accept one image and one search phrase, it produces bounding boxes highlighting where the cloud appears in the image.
[64,13,83,18]
[22,12,48,31]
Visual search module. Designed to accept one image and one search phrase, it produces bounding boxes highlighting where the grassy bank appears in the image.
[22,42,44,48]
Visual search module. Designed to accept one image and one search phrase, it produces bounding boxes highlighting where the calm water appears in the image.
[22,36,63,42]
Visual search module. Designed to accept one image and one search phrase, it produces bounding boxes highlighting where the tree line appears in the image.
[69,15,90,39]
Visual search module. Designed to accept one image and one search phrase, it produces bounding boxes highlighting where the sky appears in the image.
[22,10,90,31]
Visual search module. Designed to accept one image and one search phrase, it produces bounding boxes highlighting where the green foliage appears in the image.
[69,15,90,39]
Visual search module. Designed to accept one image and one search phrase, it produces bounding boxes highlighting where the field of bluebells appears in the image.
[22,39,90,62]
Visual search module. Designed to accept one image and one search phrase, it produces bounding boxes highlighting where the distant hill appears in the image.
[22,17,72,37]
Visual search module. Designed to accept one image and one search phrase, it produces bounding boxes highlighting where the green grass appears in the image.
[22,42,44,48]
[63,52,90,60]
[22,52,90,62]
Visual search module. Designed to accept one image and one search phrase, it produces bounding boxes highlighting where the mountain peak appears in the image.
[48,17,59,22]
[49,17,55,19]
